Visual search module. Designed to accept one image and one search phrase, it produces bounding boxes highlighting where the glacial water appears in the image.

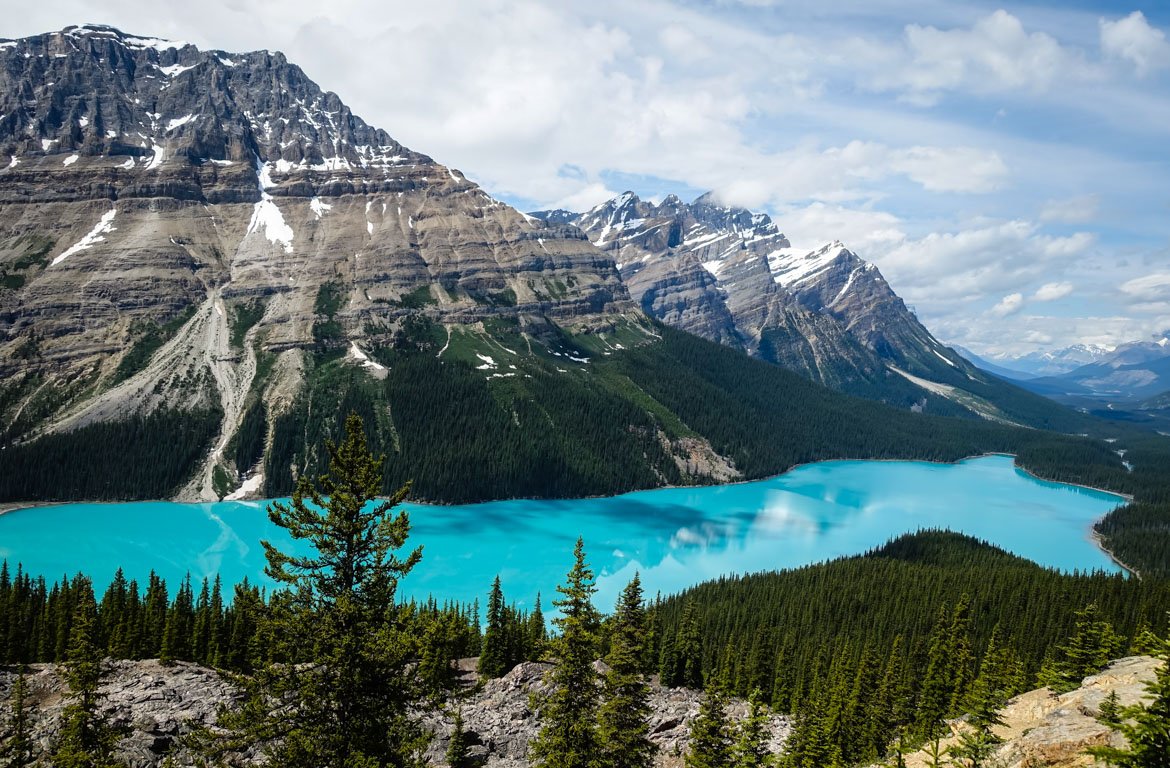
[0,455,1125,610]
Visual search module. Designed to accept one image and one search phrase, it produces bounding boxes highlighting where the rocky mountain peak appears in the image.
[543,191,987,411]
[0,25,638,501]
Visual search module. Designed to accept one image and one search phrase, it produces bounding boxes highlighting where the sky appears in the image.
[4,0,1170,356]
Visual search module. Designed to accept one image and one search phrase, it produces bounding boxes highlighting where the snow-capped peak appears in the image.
[768,241,853,288]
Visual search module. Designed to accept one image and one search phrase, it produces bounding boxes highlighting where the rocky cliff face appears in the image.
[0,658,790,768]
[0,25,646,499]
[540,193,990,405]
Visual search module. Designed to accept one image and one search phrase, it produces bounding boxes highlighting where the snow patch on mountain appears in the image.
[52,208,117,266]
[247,160,293,253]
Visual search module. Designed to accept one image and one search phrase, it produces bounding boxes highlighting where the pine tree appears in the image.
[1039,604,1124,694]
[1098,690,1122,726]
[685,685,734,768]
[2,671,33,768]
[530,537,601,768]
[916,602,955,738]
[221,412,428,767]
[445,709,469,768]
[661,601,703,689]
[733,688,773,768]
[526,593,547,661]
[478,576,508,679]
[947,675,1005,768]
[1088,626,1170,767]
[598,574,655,768]
[49,579,125,768]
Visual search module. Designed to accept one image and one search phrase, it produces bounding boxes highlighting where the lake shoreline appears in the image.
[0,452,1132,573]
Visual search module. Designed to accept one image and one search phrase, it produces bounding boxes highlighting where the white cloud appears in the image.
[1033,282,1074,301]
[865,10,1095,101]
[771,202,905,253]
[1100,11,1170,76]
[990,292,1025,317]
[1119,272,1170,304]
[1039,195,1099,224]
[545,182,619,213]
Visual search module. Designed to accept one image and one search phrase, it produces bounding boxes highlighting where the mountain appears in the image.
[533,192,1084,426]
[0,27,1103,505]
[0,25,648,500]
[951,344,1037,380]
[1019,337,1170,404]
[989,344,1116,378]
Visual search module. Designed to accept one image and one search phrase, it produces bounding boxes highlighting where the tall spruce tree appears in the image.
[598,574,655,768]
[685,684,734,768]
[1039,604,1124,694]
[530,537,601,768]
[2,671,33,768]
[445,709,470,768]
[526,593,548,662]
[221,412,428,768]
[49,579,125,768]
[734,688,774,768]
[478,576,508,679]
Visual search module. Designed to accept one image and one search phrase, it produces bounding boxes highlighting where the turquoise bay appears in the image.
[0,456,1125,610]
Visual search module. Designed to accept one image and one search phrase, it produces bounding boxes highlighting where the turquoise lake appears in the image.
[0,455,1126,611]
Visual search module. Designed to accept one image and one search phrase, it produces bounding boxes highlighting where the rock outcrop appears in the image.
[0,658,790,767]
[903,655,1163,768]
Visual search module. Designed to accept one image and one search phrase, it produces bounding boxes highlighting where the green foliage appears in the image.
[395,286,437,309]
[225,413,429,767]
[2,671,33,768]
[445,709,470,768]
[228,300,265,350]
[660,601,703,689]
[49,578,126,768]
[598,574,655,768]
[1098,689,1122,726]
[0,406,221,502]
[231,399,267,475]
[655,530,1170,763]
[1093,429,1170,579]
[478,576,509,679]
[733,690,774,768]
[312,281,347,347]
[1038,604,1125,693]
[265,350,678,503]
[314,281,345,317]
[530,538,601,768]
[685,686,734,768]
[211,464,233,500]
[1087,625,1170,767]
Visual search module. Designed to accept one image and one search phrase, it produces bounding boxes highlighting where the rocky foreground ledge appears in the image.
[0,656,1161,767]
[0,658,789,767]
[902,655,1163,768]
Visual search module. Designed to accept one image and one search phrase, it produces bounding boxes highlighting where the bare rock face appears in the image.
[903,656,1163,768]
[0,658,790,768]
[542,193,985,403]
[0,660,246,768]
[423,661,790,768]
